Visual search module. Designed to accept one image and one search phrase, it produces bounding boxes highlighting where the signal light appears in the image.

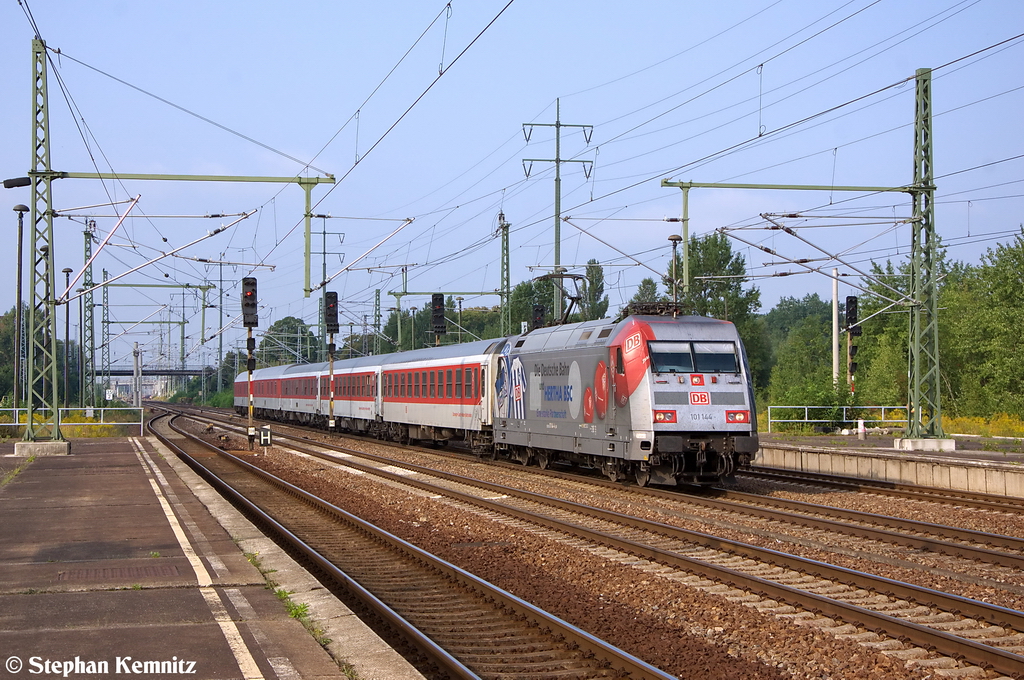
[241,277,258,328]
[532,304,545,330]
[726,410,749,424]
[846,295,862,336]
[431,293,446,335]
[653,410,677,423]
[325,291,339,334]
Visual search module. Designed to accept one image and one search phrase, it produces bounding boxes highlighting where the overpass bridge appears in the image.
[105,366,215,377]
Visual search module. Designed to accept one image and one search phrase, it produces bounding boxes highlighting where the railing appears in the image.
[0,407,145,437]
[767,405,907,433]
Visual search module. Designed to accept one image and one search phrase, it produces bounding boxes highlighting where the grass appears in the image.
[1,455,36,487]
[245,552,349,671]
[944,413,1024,438]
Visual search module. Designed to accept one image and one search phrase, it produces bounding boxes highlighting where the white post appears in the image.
[832,268,840,385]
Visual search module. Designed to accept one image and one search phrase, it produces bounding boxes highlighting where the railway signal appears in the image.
[325,291,339,334]
[846,295,860,391]
[431,293,446,335]
[532,304,546,330]
[845,295,861,336]
[242,277,259,328]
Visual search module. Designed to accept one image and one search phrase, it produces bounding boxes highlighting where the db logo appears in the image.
[624,332,642,353]
[690,391,711,406]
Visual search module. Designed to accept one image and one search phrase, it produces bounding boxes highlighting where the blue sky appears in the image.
[1,0,1022,369]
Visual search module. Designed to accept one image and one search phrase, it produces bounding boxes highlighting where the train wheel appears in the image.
[534,450,549,470]
[634,466,650,487]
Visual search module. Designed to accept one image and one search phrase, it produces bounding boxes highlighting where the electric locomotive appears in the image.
[235,311,758,486]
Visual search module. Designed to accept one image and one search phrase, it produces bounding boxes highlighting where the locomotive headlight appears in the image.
[653,410,677,423]
[726,410,749,423]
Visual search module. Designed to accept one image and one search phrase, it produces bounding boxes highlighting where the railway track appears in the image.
[739,467,1024,514]
[159,406,1024,678]
[148,412,675,680]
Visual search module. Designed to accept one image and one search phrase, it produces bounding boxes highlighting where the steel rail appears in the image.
[168,410,1024,677]
[150,412,676,680]
[741,467,1024,513]
[173,406,1024,567]
[147,413,479,680]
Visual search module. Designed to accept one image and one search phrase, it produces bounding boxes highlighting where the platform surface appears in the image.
[0,437,423,680]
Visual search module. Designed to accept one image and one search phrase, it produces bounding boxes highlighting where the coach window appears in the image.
[401,372,406,397]
[446,369,453,399]
[465,368,473,399]
[455,369,462,399]
[414,372,420,398]
[429,371,436,398]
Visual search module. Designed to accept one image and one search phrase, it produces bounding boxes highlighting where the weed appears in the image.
[1,455,37,487]
[148,551,161,558]
[131,584,142,591]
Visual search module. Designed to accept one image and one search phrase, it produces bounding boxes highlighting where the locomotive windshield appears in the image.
[648,341,739,374]
[693,342,739,373]
[648,342,694,373]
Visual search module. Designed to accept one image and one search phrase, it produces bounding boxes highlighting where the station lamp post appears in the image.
[12,203,30,412]
[62,268,72,408]
[456,297,463,343]
[668,234,682,316]
[410,307,417,350]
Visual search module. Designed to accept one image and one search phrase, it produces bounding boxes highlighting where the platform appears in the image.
[0,437,423,680]
[756,432,1024,499]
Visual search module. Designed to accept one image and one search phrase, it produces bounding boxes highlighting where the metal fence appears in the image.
[0,408,145,437]
[767,405,907,433]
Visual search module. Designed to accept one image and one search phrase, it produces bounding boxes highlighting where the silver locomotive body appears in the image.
[493,315,758,485]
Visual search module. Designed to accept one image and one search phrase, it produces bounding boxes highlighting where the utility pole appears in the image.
[498,211,511,337]
[82,221,96,406]
[18,38,65,449]
[523,99,593,319]
[906,68,945,441]
[660,181,692,296]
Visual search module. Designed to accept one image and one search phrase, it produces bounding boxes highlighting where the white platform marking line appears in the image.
[225,589,301,680]
[130,439,230,577]
[130,438,265,680]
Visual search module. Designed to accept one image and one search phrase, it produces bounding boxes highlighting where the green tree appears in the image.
[578,259,610,321]
[257,316,317,366]
[940,231,1024,417]
[623,277,662,314]
[509,279,558,330]
[668,232,768,392]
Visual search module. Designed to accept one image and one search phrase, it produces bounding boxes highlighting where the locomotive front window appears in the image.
[648,341,694,374]
[693,342,739,373]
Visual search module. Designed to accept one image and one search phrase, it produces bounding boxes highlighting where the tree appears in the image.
[668,232,768,392]
[939,231,1024,417]
[622,277,662,314]
[257,316,317,366]
[669,232,760,324]
[508,279,558,330]
[764,293,830,357]
[578,259,610,321]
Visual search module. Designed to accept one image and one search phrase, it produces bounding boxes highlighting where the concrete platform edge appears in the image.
[756,442,1024,499]
[146,436,425,680]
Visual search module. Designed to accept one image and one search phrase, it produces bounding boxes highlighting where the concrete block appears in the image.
[967,466,987,493]
[984,469,1006,497]
[1006,470,1024,499]
[893,438,956,452]
[14,441,70,456]
[949,465,970,492]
